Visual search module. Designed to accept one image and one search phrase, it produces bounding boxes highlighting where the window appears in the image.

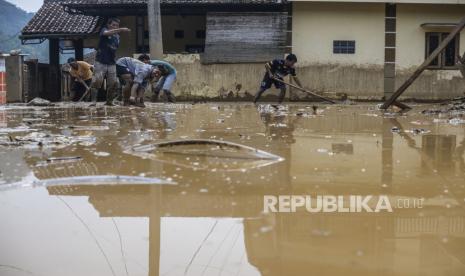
[196,30,206,39]
[333,40,355,54]
[174,30,184,39]
[426,32,459,69]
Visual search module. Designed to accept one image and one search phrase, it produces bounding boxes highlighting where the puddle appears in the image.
[0,103,464,276]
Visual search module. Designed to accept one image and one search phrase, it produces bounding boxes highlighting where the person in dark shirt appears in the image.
[89,17,130,106]
[254,54,303,104]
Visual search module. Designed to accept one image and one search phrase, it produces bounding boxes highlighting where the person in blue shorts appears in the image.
[254,54,303,104]
[138,54,177,103]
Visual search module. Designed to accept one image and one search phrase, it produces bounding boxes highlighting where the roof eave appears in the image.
[20,33,96,41]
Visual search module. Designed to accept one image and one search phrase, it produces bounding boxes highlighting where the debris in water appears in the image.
[4,132,95,148]
[391,127,401,133]
[94,151,110,157]
[27,97,54,107]
[47,156,82,163]
[406,128,430,135]
[448,118,465,125]
[0,175,177,191]
[67,125,110,131]
[0,126,36,133]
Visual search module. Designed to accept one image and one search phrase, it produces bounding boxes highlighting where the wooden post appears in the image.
[381,17,465,110]
[147,0,163,59]
[49,38,61,101]
[149,186,161,276]
[74,39,84,61]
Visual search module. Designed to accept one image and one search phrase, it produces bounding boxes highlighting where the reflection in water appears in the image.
[422,134,456,172]
[0,103,465,276]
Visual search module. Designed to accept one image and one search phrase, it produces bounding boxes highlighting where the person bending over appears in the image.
[139,54,177,103]
[254,54,302,104]
[117,57,160,107]
[67,58,93,101]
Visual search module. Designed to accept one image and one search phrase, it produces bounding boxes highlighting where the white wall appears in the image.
[396,3,465,70]
[292,2,385,66]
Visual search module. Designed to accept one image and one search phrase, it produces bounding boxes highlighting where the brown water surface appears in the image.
[0,103,464,276]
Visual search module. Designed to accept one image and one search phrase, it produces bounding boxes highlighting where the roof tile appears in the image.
[22,1,100,37]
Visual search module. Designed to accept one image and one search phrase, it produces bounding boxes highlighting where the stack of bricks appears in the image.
[0,57,6,104]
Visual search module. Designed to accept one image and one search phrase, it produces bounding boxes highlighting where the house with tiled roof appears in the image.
[19,0,465,102]
[20,0,289,100]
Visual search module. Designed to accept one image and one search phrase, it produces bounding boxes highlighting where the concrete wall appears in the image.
[164,54,264,100]
[164,54,383,101]
[292,2,385,66]
[291,2,465,100]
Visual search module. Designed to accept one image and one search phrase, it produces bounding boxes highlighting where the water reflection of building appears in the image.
[47,184,465,276]
[422,134,456,172]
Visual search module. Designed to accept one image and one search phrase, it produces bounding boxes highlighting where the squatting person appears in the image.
[67,58,93,101]
[138,54,177,103]
[89,17,130,106]
[116,57,160,107]
[253,54,303,104]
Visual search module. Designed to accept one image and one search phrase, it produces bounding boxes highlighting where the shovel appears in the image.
[271,76,336,104]
[78,79,91,102]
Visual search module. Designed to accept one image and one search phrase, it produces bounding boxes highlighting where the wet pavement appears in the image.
[0,102,464,276]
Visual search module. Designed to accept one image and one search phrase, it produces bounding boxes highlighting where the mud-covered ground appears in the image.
[0,102,464,276]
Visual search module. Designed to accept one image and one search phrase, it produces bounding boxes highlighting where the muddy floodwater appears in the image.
[0,102,464,276]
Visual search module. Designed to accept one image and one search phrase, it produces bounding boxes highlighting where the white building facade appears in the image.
[291,0,465,100]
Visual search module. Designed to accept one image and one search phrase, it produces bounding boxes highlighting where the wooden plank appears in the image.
[381,16,465,110]
[203,12,287,64]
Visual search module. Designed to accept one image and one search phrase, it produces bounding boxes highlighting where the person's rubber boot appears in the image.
[254,90,264,104]
[165,90,176,103]
[135,97,145,108]
[151,92,160,103]
[105,90,114,106]
[122,88,131,106]
[89,89,98,107]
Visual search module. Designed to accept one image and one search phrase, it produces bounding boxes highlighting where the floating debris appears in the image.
[410,120,430,126]
[448,118,465,125]
[5,132,95,148]
[66,125,110,131]
[47,156,82,163]
[0,126,36,133]
[128,128,156,133]
[391,127,401,133]
[0,175,176,191]
[94,151,110,157]
[27,97,54,107]
[406,128,430,135]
